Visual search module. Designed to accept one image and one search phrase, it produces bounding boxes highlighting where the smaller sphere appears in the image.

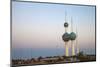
[62,32,70,42]
[70,32,76,40]
[64,22,68,27]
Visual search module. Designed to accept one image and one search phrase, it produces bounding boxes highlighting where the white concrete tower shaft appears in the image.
[65,42,69,56]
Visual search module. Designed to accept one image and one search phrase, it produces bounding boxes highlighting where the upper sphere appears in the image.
[64,22,68,27]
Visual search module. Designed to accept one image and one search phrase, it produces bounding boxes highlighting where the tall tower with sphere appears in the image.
[62,12,70,56]
[70,17,76,56]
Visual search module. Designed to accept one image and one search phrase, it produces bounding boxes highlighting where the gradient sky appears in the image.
[12,1,96,59]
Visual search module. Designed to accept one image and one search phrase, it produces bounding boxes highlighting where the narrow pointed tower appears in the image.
[76,26,79,55]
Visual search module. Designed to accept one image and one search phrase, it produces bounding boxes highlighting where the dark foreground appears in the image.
[12,54,96,66]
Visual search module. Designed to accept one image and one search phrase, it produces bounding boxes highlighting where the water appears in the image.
[11,47,95,60]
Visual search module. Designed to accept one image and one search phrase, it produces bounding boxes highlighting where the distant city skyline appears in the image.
[12,1,96,59]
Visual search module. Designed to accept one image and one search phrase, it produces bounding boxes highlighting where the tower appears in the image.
[62,12,70,56]
[76,26,79,55]
[70,17,76,56]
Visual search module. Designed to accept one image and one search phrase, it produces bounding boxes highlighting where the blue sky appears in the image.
[12,1,95,59]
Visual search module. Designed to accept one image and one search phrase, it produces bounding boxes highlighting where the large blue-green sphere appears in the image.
[70,32,76,40]
[62,32,70,42]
